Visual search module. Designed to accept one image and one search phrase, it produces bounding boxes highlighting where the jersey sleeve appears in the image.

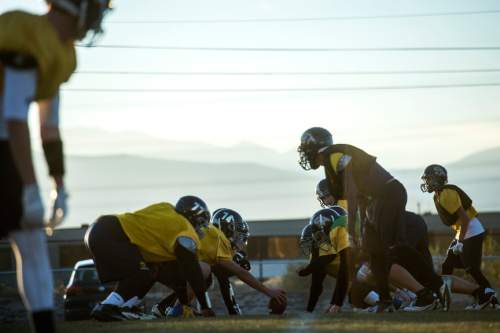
[3,67,37,122]
[330,227,350,254]
[216,234,234,262]
[440,189,462,214]
[329,152,352,173]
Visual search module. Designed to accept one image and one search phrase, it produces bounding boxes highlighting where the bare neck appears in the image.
[47,7,77,42]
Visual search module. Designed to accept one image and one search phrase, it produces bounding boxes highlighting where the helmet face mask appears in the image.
[298,127,333,170]
[211,208,250,251]
[420,164,448,193]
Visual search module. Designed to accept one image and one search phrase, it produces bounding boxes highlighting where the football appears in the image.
[268,297,287,315]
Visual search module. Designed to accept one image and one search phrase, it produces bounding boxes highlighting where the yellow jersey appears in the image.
[435,187,478,234]
[117,203,200,263]
[198,224,234,266]
[318,216,350,278]
[0,11,76,100]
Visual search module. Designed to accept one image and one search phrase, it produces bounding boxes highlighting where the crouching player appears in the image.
[297,207,351,313]
[153,208,287,316]
[85,196,215,321]
[421,164,498,309]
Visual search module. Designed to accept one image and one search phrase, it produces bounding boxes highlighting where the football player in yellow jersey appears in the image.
[421,164,498,309]
[298,127,451,312]
[85,196,216,321]
[297,207,351,313]
[0,1,110,332]
[153,208,286,316]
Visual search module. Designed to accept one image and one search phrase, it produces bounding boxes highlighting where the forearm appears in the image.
[331,251,349,306]
[220,261,270,296]
[457,209,471,241]
[39,95,64,186]
[174,245,209,309]
[7,121,36,185]
[307,272,325,312]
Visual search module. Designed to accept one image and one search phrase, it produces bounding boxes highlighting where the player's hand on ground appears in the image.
[325,304,341,314]
[48,184,68,228]
[267,288,287,304]
[21,183,45,229]
[201,308,216,317]
[296,266,311,277]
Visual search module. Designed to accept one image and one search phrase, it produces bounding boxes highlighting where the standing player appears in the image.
[86,196,216,321]
[297,127,450,311]
[421,164,498,308]
[0,1,111,332]
[298,207,351,313]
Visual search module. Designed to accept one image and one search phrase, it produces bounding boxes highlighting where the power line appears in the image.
[74,68,500,76]
[62,82,500,93]
[80,45,500,52]
[107,9,500,24]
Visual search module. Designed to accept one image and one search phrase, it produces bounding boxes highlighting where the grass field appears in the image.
[2,312,499,333]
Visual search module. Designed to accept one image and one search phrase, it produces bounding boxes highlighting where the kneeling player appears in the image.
[153,208,286,316]
[85,196,215,321]
[298,207,351,313]
[421,164,498,309]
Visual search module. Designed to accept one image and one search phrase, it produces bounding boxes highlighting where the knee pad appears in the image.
[9,229,54,311]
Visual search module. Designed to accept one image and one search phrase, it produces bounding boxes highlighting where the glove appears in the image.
[21,184,45,229]
[181,305,196,318]
[48,185,68,229]
[451,241,464,255]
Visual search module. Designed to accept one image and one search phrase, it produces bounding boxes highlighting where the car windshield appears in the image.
[76,266,99,283]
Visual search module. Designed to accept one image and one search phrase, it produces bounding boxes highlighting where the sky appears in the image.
[2,0,500,169]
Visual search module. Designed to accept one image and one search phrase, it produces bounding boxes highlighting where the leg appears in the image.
[389,264,425,293]
[461,233,492,288]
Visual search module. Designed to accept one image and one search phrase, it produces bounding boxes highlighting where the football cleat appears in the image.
[403,288,437,312]
[90,303,127,322]
[121,306,156,321]
[151,303,171,319]
[467,288,498,310]
[353,306,378,313]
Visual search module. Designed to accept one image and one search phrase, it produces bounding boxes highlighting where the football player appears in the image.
[297,207,351,313]
[0,1,111,332]
[153,208,286,316]
[85,196,216,321]
[421,164,498,308]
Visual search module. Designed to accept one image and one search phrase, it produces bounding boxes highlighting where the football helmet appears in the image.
[316,178,333,207]
[175,196,211,236]
[420,164,448,193]
[211,208,250,251]
[308,207,346,251]
[299,224,315,256]
[297,127,333,170]
[48,0,112,43]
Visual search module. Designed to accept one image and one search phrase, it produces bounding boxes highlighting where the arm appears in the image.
[457,207,471,241]
[298,254,337,276]
[213,266,241,315]
[306,271,327,312]
[344,167,359,244]
[217,260,286,304]
[330,249,350,308]
[4,67,44,228]
[173,237,210,310]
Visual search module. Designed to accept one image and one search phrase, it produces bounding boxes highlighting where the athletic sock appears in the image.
[30,310,55,333]
[101,292,124,306]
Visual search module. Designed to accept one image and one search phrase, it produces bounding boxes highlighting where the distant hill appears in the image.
[451,146,500,167]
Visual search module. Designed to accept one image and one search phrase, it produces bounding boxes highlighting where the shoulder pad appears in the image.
[176,236,197,254]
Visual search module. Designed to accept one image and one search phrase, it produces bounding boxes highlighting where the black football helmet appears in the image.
[175,196,211,236]
[48,0,112,43]
[299,224,315,256]
[297,127,333,170]
[316,178,333,207]
[211,208,250,251]
[308,207,345,251]
[421,164,448,193]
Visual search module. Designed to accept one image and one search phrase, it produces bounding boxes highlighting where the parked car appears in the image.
[63,259,113,320]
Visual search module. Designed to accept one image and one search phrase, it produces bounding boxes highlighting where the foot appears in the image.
[91,303,127,322]
[151,303,168,319]
[476,288,497,309]
[404,288,437,312]
[437,278,452,311]
[121,306,156,320]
